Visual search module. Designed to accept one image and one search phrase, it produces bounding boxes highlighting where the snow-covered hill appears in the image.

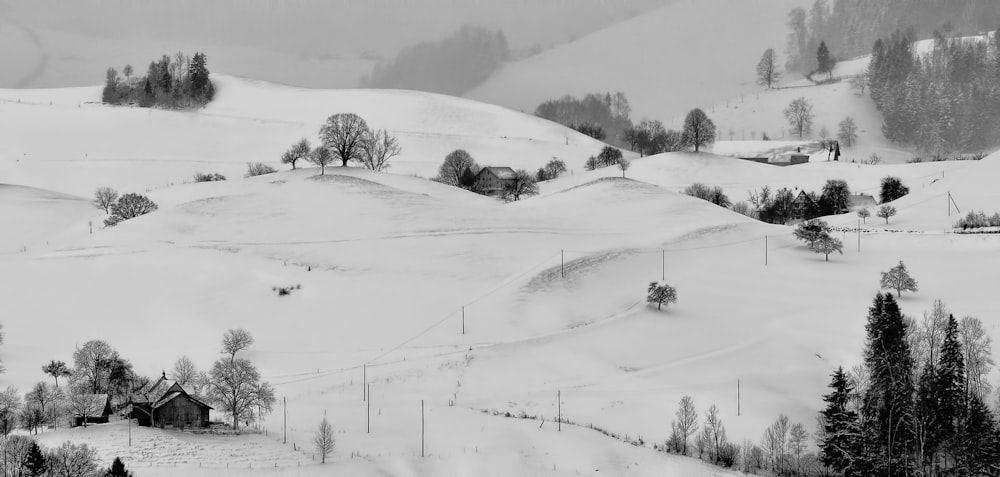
[466,0,812,122]
[0,75,615,197]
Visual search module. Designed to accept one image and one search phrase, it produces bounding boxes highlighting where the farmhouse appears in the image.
[849,193,878,211]
[129,373,212,429]
[72,394,112,427]
[474,166,517,196]
[790,190,819,220]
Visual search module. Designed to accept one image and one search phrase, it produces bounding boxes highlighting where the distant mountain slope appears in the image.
[466,0,812,123]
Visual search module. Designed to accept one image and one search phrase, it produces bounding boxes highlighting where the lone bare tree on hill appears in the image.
[319,113,370,167]
[757,48,781,89]
[880,261,917,297]
[681,109,716,152]
[92,187,119,214]
[784,97,814,138]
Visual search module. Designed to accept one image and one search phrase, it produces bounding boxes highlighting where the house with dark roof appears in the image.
[129,372,212,429]
[72,394,112,427]
[790,190,819,221]
[848,193,878,211]
[474,166,517,196]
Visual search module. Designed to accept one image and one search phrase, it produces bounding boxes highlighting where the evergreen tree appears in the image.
[189,52,211,98]
[24,440,47,477]
[935,314,965,456]
[817,41,834,75]
[861,292,915,477]
[958,396,1000,474]
[913,361,940,474]
[819,367,861,474]
[104,457,133,477]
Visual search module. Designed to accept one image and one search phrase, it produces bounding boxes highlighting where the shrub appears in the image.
[879,176,909,203]
[684,183,731,208]
[245,162,277,178]
[954,210,1000,230]
[193,172,226,182]
[730,201,754,218]
[272,284,302,297]
[105,193,158,227]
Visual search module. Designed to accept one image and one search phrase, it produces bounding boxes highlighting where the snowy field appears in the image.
[2,76,1000,476]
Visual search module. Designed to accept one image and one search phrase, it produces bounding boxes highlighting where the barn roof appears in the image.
[153,391,213,410]
[76,394,111,415]
[479,166,516,180]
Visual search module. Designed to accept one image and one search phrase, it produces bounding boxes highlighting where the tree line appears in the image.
[785,0,1000,74]
[102,52,214,108]
[361,25,509,96]
[869,30,1000,156]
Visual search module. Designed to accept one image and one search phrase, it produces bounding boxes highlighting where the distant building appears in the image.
[475,166,517,196]
[790,190,819,220]
[129,372,213,429]
[849,193,878,211]
[72,394,112,427]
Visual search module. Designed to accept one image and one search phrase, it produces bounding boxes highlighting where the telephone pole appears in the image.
[557,390,562,432]
[421,400,426,457]
[367,384,371,433]
[283,396,287,444]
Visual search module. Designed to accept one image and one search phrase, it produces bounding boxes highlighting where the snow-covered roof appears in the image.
[480,166,516,180]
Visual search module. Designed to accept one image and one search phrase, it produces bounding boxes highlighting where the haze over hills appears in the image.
[0,0,668,89]
[466,0,813,122]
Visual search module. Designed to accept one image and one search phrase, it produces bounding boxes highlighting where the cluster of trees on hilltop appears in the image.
[361,25,509,96]
[869,30,1000,155]
[786,0,1000,73]
[102,52,214,108]
[535,92,633,147]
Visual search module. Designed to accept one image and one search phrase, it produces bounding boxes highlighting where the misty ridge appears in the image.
[360,25,511,96]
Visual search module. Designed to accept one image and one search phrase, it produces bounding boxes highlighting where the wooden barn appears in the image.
[474,166,517,196]
[790,190,819,221]
[129,373,212,429]
[72,394,112,427]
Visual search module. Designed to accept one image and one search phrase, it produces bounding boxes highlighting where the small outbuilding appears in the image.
[72,394,112,427]
[129,373,212,429]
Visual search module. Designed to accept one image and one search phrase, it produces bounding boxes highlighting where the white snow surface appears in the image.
[2,77,1000,476]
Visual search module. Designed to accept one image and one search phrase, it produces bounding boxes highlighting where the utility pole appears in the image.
[462,307,465,335]
[561,250,564,278]
[661,250,665,280]
[738,380,741,417]
[857,219,861,252]
[367,384,371,434]
[421,400,425,458]
[557,390,562,432]
[283,396,287,444]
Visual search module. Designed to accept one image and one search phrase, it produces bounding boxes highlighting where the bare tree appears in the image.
[761,414,789,474]
[47,442,99,477]
[814,235,843,261]
[359,129,401,172]
[281,138,311,170]
[675,396,698,455]
[647,281,678,310]
[67,393,99,428]
[959,316,994,401]
[314,417,335,463]
[92,187,119,214]
[910,299,949,371]
[880,260,917,297]
[0,386,21,435]
[788,422,809,475]
[319,113,370,167]
[25,382,57,422]
[838,117,858,147]
[757,48,781,88]
[71,340,116,394]
[307,147,335,175]
[173,356,198,386]
[857,208,870,224]
[616,156,631,178]
[702,404,726,463]
[435,149,479,186]
[784,97,814,138]
[876,204,897,224]
[207,357,274,431]
[503,170,538,202]
[109,193,158,221]
[681,108,716,152]
[222,329,254,361]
